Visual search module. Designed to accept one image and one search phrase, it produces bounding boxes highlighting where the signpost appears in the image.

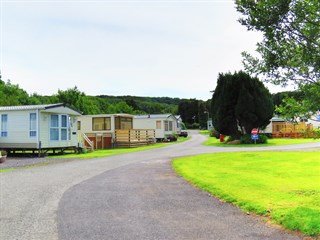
[251,128,259,144]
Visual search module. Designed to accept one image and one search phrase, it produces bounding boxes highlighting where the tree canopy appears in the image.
[211,71,274,136]
[236,0,320,120]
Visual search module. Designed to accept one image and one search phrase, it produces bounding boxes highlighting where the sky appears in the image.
[1,0,286,100]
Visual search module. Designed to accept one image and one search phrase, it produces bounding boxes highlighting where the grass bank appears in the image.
[204,136,319,147]
[48,136,191,159]
[173,152,320,236]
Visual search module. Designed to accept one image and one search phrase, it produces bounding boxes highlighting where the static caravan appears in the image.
[78,114,133,149]
[133,114,178,140]
[0,104,81,153]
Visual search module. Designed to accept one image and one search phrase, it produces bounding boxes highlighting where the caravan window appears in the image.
[50,114,70,141]
[1,114,8,137]
[156,121,161,129]
[115,117,132,130]
[29,113,37,137]
[92,117,111,131]
[61,115,68,140]
[50,115,59,140]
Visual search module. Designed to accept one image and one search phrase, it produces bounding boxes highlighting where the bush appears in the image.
[0,150,7,156]
[165,134,177,142]
[312,127,320,139]
[186,123,200,129]
[209,128,220,139]
[240,134,268,144]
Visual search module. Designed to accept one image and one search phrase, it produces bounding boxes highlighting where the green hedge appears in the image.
[240,134,268,144]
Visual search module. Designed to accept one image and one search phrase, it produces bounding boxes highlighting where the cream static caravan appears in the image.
[0,104,81,154]
[133,114,178,141]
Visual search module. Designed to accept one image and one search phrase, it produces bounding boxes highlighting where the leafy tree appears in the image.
[0,80,30,106]
[211,71,274,137]
[236,0,320,118]
[56,86,100,114]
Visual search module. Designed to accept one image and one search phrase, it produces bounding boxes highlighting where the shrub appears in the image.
[186,123,200,129]
[240,134,268,144]
[0,150,7,156]
[312,128,320,139]
[209,128,220,139]
[165,134,177,142]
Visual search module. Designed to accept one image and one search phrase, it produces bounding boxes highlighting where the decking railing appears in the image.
[115,129,155,147]
[272,122,313,138]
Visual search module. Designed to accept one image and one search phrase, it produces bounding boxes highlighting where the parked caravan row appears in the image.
[0,104,183,153]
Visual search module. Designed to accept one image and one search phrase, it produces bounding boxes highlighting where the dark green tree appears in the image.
[211,71,274,136]
[236,0,320,119]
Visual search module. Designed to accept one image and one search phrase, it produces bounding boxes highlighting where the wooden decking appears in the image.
[272,122,314,138]
[115,129,155,147]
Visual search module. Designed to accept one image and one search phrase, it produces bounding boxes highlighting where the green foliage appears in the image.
[0,150,7,156]
[236,0,320,118]
[276,84,320,122]
[236,0,320,86]
[240,134,268,144]
[0,80,30,106]
[211,71,274,136]
[187,123,200,129]
[178,99,211,128]
[204,136,318,147]
[0,80,188,115]
[312,128,320,139]
[209,128,220,138]
[173,151,320,236]
[56,86,103,114]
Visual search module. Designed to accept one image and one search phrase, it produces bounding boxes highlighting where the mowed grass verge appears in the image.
[172,152,320,236]
[47,136,191,159]
[204,137,319,147]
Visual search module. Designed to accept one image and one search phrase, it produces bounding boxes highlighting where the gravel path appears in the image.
[0,157,78,169]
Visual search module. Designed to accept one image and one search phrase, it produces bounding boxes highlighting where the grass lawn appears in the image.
[204,136,319,147]
[48,136,191,159]
[172,152,320,236]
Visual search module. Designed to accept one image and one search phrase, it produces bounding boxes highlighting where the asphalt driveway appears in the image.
[1,131,319,240]
[58,158,301,240]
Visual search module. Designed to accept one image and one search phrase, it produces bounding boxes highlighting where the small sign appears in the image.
[251,128,258,135]
[251,134,259,140]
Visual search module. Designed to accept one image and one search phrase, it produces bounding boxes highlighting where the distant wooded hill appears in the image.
[0,80,210,128]
[0,79,298,128]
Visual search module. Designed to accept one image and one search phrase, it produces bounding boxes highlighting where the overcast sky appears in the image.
[1,0,284,100]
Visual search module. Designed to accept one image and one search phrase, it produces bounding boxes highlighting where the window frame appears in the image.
[50,114,70,141]
[92,117,111,131]
[1,114,8,137]
[29,113,37,138]
[156,120,161,129]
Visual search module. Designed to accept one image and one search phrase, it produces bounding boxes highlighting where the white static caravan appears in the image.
[77,114,134,149]
[133,114,178,140]
[0,104,81,152]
